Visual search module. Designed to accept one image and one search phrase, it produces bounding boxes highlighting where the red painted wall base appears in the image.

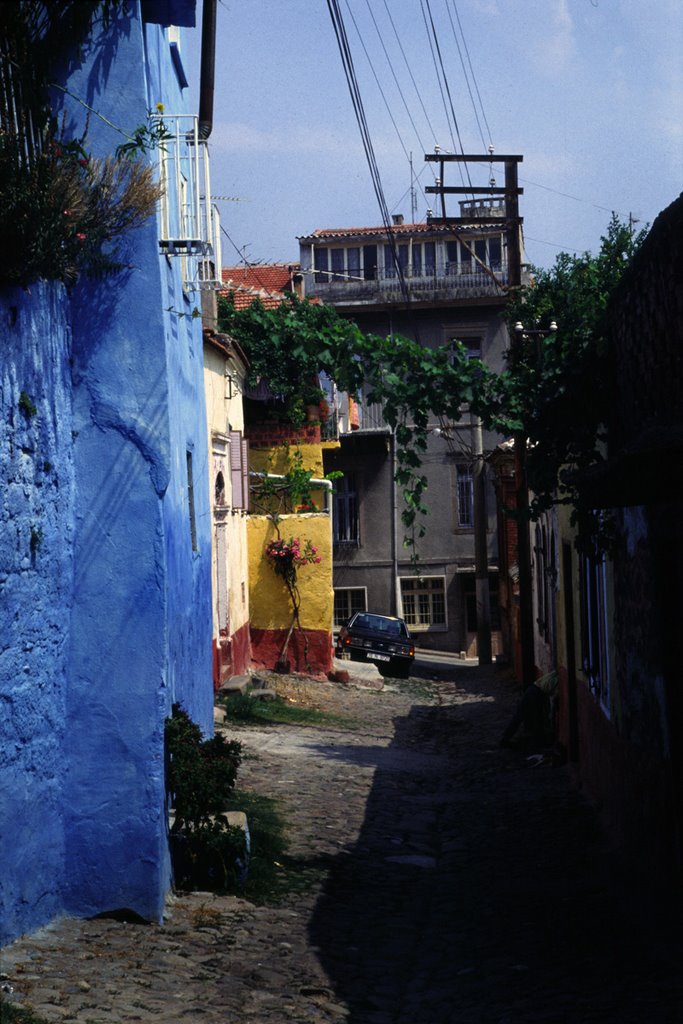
[250,627,333,675]
[212,621,252,690]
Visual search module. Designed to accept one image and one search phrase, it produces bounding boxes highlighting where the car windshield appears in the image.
[353,614,407,637]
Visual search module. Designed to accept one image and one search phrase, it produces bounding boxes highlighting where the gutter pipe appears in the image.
[198,0,216,140]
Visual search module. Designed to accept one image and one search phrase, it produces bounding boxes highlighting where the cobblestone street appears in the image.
[2,662,682,1023]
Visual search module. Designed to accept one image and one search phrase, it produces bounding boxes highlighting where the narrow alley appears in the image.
[2,662,681,1024]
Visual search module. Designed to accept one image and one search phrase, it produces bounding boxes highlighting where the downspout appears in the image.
[198,0,217,140]
[391,427,399,617]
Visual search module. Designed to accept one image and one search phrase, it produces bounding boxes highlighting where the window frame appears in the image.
[333,472,359,545]
[455,463,475,530]
[399,574,448,632]
[333,587,367,628]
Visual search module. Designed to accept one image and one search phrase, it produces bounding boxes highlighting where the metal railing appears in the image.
[157,114,221,290]
[310,264,509,303]
[0,41,43,171]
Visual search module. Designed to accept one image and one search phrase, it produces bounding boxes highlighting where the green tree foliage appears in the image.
[219,217,643,555]
[460,214,646,549]
[219,294,474,551]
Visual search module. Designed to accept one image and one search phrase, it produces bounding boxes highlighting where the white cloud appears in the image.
[209,121,356,158]
[529,0,576,76]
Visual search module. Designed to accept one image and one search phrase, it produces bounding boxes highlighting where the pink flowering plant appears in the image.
[264,534,323,671]
[265,536,321,587]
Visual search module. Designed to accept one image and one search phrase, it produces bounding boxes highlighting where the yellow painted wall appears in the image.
[248,512,333,632]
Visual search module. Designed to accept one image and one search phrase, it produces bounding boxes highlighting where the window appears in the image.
[456,464,474,528]
[424,241,436,274]
[347,247,361,278]
[383,243,408,279]
[334,587,366,627]
[400,576,447,630]
[314,247,329,283]
[580,552,611,715]
[186,451,198,551]
[229,430,250,510]
[331,248,344,281]
[363,245,377,280]
[334,473,359,543]
[215,471,226,507]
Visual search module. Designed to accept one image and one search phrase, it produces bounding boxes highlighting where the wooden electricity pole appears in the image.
[425,154,534,681]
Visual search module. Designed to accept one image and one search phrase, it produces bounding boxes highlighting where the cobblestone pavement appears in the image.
[2,661,682,1024]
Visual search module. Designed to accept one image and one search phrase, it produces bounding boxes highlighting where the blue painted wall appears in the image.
[1,0,213,942]
[0,284,74,945]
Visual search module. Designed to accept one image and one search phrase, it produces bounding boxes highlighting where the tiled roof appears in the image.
[298,218,505,242]
[298,223,460,242]
[219,263,300,310]
[220,264,298,292]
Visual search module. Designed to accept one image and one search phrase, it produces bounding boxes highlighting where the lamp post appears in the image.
[511,319,557,687]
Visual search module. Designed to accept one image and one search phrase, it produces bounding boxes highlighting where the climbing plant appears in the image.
[0,1,165,287]
[218,214,645,558]
[458,214,647,553]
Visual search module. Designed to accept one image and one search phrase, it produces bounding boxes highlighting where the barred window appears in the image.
[456,464,474,528]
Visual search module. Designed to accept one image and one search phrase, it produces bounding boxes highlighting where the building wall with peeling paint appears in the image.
[248,513,334,674]
[0,2,213,945]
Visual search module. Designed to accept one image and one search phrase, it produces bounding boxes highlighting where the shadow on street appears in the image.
[308,665,683,1024]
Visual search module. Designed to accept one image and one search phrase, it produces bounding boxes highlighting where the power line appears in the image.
[381,0,441,149]
[443,0,487,152]
[326,0,411,304]
[344,1,413,165]
[449,0,494,149]
[360,0,429,159]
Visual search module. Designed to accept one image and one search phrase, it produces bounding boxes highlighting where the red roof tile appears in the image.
[219,263,302,310]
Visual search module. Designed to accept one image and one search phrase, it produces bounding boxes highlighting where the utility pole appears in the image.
[425,153,533,680]
[472,415,492,664]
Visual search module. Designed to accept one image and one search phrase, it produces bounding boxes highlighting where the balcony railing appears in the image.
[157,114,221,290]
[309,263,510,304]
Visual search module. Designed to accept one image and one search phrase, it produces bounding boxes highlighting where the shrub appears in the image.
[165,705,246,892]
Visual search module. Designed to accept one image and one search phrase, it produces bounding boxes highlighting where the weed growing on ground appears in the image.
[0,999,50,1023]
[221,693,355,730]
[383,677,435,700]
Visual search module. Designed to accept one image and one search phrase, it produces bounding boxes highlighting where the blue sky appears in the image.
[184,0,682,270]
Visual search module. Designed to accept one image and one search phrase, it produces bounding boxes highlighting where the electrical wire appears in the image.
[449,0,494,149]
[443,0,487,152]
[360,0,430,160]
[381,0,441,150]
[422,0,472,189]
[344,1,414,165]
[326,0,411,305]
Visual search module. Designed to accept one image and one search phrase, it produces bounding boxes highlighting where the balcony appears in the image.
[157,115,221,291]
[308,263,511,306]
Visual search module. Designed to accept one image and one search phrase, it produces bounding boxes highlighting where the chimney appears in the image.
[392,214,404,226]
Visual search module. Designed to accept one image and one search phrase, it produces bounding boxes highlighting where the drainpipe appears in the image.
[198,0,216,140]
[391,427,399,616]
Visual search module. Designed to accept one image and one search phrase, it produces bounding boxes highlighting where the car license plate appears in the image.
[368,653,390,662]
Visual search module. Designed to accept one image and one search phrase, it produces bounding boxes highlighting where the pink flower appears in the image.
[314,557,322,564]
[76,232,87,242]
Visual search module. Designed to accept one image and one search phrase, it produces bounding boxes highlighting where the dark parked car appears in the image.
[335,612,415,678]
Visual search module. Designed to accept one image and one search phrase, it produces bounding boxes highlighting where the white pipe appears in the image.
[248,471,333,514]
